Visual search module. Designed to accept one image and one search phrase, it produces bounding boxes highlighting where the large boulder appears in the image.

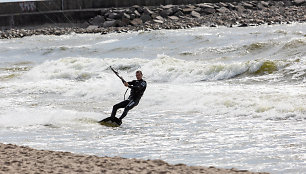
[182,8,194,14]
[103,20,117,28]
[259,1,270,7]
[168,16,179,20]
[160,9,172,18]
[191,11,201,18]
[121,18,130,26]
[293,0,306,5]
[134,10,141,17]
[140,14,152,23]
[123,13,131,19]
[217,7,229,13]
[199,4,216,14]
[107,12,121,20]
[155,16,164,21]
[174,10,184,17]
[162,4,175,9]
[143,7,154,15]
[130,18,143,26]
[89,15,105,27]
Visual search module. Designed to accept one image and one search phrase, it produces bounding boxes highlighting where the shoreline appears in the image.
[0,143,269,174]
[0,0,305,39]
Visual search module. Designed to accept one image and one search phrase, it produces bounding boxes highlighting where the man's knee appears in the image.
[127,100,138,108]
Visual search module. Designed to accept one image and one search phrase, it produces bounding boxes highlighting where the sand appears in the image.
[0,143,269,174]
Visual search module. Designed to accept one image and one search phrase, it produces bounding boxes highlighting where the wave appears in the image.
[179,37,305,63]
[0,62,32,81]
[21,55,305,84]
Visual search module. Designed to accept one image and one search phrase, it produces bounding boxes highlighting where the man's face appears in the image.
[136,72,142,80]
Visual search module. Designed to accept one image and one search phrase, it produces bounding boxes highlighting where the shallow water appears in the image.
[0,23,305,173]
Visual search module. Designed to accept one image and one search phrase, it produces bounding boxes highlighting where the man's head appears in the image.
[136,70,143,80]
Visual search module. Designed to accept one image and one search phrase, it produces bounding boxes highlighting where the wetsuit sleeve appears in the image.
[127,80,135,86]
[128,80,146,90]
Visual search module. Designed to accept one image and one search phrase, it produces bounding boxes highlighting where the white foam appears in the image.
[1,23,306,174]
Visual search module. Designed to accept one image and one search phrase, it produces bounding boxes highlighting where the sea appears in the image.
[0,23,305,173]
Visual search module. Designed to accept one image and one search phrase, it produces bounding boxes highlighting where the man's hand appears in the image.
[124,82,129,87]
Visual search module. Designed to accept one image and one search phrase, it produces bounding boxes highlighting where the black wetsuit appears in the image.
[111,79,147,120]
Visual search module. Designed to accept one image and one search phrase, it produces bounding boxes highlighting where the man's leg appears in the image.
[111,100,129,118]
[119,100,138,120]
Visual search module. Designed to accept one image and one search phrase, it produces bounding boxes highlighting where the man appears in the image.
[110,70,146,124]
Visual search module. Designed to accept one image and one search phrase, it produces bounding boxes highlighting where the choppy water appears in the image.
[0,23,305,173]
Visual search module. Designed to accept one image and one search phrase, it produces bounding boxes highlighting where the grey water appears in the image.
[0,23,305,173]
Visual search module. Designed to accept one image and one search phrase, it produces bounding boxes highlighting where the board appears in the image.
[98,117,122,127]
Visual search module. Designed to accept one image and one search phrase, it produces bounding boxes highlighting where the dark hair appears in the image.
[136,70,142,75]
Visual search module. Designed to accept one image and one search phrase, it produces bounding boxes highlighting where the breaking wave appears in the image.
[22,55,305,83]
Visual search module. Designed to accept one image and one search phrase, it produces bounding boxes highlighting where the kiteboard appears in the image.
[98,117,122,127]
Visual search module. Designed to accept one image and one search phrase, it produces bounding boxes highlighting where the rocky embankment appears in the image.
[0,0,305,39]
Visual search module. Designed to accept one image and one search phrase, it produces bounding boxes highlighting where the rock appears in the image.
[191,11,201,18]
[218,2,228,8]
[168,16,179,20]
[202,7,216,14]
[121,18,130,26]
[108,12,121,20]
[130,14,136,20]
[198,3,214,9]
[260,1,270,7]
[131,5,141,12]
[186,5,196,9]
[217,7,229,13]
[236,5,245,13]
[153,19,164,24]
[134,10,141,17]
[89,15,105,26]
[155,16,164,21]
[123,13,130,19]
[81,21,90,28]
[283,0,293,6]
[238,23,248,27]
[54,30,62,35]
[293,0,306,5]
[162,5,175,9]
[151,13,159,19]
[160,9,172,18]
[227,3,236,10]
[115,20,125,27]
[173,6,181,13]
[100,9,108,15]
[143,7,154,15]
[241,2,254,9]
[182,8,193,14]
[103,20,117,28]
[87,25,99,30]
[140,14,152,23]
[174,10,184,17]
[130,18,143,26]
[256,3,265,10]
[136,6,144,13]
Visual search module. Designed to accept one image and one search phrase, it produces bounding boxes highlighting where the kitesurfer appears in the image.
[110,70,147,124]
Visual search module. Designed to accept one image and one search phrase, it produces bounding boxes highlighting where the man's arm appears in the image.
[127,81,146,90]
